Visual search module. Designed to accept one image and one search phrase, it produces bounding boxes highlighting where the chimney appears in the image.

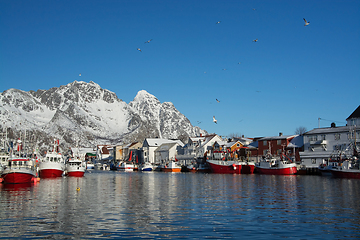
[279,132,283,136]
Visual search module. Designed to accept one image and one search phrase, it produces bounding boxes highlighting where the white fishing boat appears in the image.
[139,162,153,171]
[161,161,182,172]
[38,139,65,178]
[65,157,86,177]
[116,161,134,171]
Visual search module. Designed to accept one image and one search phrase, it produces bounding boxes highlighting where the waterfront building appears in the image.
[142,138,184,164]
[257,133,299,160]
[154,142,180,164]
[300,105,360,171]
[185,134,223,158]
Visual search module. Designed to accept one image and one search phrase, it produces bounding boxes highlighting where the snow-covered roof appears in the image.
[304,126,349,135]
[145,138,184,147]
[248,141,258,148]
[200,134,222,147]
[225,141,241,148]
[154,142,178,152]
[287,135,304,148]
[259,135,297,141]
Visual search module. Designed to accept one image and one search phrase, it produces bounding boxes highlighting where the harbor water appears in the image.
[1,171,359,239]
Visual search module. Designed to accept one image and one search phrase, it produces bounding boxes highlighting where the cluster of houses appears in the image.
[89,105,360,173]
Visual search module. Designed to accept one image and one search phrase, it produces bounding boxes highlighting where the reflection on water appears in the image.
[1,172,360,239]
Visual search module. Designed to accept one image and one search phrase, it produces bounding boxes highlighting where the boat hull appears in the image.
[39,169,64,178]
[161,168,181,172]
[256,166,297,175]
[117,167,134,172]
[241,164,255,174]
[1,171,36,184]
[207,160,242,174]
[66,171,85,177]
[331,169,360,179]
[141,167,153,171]
[39,162,65,178]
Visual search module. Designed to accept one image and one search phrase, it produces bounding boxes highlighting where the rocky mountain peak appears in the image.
[0,81,207,152]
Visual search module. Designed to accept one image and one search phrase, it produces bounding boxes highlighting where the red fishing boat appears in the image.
[256,155,297,175]
[331,157,360,179]
[1,157,37,184]
[207,159,243,174]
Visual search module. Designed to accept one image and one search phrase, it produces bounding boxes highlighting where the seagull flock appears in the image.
[135,15,310,125]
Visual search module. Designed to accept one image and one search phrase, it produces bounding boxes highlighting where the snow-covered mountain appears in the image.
[0,81,207,151]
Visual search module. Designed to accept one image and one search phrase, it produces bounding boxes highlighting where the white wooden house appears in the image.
[142,138,184,164]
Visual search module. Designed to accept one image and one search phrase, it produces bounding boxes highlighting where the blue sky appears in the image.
[1,0,359,138]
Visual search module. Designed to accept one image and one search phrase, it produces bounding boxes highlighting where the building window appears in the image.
[277,140,281,145]
[320,135,326,140]
[311,159,316,164]
[334,133,341,140]
[309,135,318,141]
[263,140,267,146]
[236,143,240,147]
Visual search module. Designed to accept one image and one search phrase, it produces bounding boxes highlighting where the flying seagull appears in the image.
[79,73,81,77]
[303,18,310,26]
[253,39,258,42]
[137,48,142,52]
[238,62,241,64]
[216,99,220,103]
[145,39,152,43]
[216,21,221,24]
[213,116,217,124]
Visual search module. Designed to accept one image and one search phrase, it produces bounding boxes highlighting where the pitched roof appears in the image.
[144,138,184,147]
[346,105,360,120]
[287,135,304,148]
[304,126,349,135]
[259,135,297,141]
[154,143,178,152]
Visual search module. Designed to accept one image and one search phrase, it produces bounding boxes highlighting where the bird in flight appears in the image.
[79,73,81,77]
[222,68,227,71]
[216,99,220,103]
[238,62,241,64]
[216,21,221,24]
[303,18,310,26]
[253,39,258,42]
[145,39,152,43]
[213,116,217,124]
[137,48,142,52]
